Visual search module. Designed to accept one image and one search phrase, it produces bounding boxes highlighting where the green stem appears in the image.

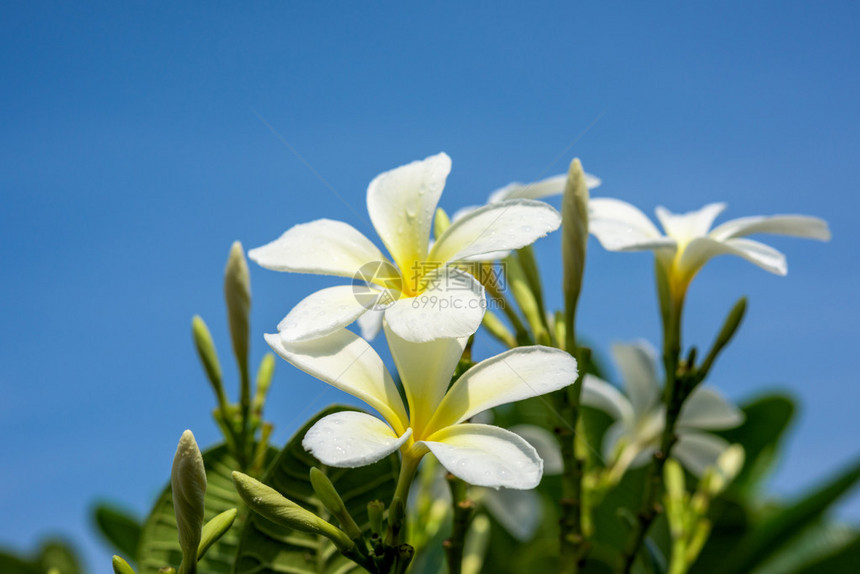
[556,349,590,573]
[444,475,474,574]
[238,366,251,470]
[616,284,686,574]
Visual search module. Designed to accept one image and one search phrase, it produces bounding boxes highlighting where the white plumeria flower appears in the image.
[250,153,561,343]
[588,198,830,299]
[581,341,744,477]
[265,322,578,490]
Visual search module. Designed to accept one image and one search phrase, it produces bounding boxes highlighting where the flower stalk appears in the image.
[557,158,591,573]
[443,474,476,574]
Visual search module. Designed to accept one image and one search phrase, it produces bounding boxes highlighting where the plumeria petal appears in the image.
[481,488,542,541]
[580,375,635,423]
[264,330,409,434]
[710,215,831,242]
[276,285,372,342]
[384,320,467,435]
[673,431,730,476]
[511,425,563,475]
[655,203,726,244]
[303,411,412,468]
[487,172,602,204]
[611,342,661,416]
[357,309,384,341]
[680,236,787,276]
[589,198,676,252]
[249,219,387,279]
[678,387,744,430]
[422,424,543,489]
[429,199,561,265]
[367,152,451,274]
[427,346,577,433]
[383,267,486,342]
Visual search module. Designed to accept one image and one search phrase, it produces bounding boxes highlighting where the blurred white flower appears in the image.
[581,341,744,478]
[588,199,830,299]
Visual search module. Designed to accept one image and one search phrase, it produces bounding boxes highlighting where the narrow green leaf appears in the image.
[723,456,860,574]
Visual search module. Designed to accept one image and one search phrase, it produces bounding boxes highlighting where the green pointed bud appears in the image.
[562,158,589,352]
[224,241,251,374]
[309,468,362,540]
[191,316,226,408]
[171,430,207,567]
[505,255,549,344]
[112,555,135,574]
[367,500,385,535]
[699,297,747,380]
[253,353,276,414]
[554,310,567,350]
[481,310,516,348]
[664,459,686,502]
[516,246,545,314]
[197,508,237,560]
[434,207,451,239]
[231,471,354,553]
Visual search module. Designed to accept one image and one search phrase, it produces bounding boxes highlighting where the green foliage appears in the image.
[722,456,860,574]
[233,405,400,574]
[0,539,82,574]
[92,503,142,563]
[717,393,796,496]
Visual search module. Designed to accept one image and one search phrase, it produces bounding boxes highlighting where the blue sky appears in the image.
[2,2,858,571]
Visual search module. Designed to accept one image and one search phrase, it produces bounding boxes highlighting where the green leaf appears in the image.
[0,550,40,574]
[0,539,83,574]
[93,503,143,560]
[793,532,860,574]
[717,393,795,494]
[752,521,860,574]
[723,456,860,574]
[233,405,400,574]
[137,445,248,574]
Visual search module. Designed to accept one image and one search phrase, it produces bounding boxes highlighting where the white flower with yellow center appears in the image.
[265,322,578,489]
[250,153,561,343]
[581,341,744,478]
[588,199,830,300]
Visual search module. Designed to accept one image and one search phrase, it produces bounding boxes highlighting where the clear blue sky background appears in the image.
[2,2,858,571]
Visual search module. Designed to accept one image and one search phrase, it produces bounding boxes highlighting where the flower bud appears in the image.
[562,158,589,350]
[224,241,251,373]
[191,316,225,404]
[367,500,385,535]
[231,471,354,553]
[481,310,516,348]
[112,555,135,574]
[197,508,237,560]
[171,430,207,565]
[309,467,362,540]
[253,353,276,414]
